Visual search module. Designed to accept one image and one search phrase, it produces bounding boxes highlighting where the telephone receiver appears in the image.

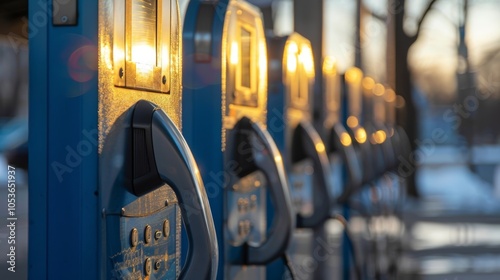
[128,100,218,279]
[227,117,294,265]
[291,120,332,228]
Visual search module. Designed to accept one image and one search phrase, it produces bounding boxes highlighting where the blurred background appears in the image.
[0,1,28,279]
[1,0,500,279]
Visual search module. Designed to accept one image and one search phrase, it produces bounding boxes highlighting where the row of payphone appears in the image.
[29,0,409,279]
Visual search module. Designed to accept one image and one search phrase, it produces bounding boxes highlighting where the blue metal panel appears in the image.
[29,1,99,279]
[28,0,49,277]
[182,1,226,278]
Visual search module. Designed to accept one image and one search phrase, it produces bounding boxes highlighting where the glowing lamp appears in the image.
[355,127,367,144]
[284,34,315,109]
[340,132,352,147]
[347,116,358,128]
[113,0,175,93]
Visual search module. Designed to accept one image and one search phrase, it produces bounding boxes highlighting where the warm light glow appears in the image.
[372,130,387,144]
[345,67,363,84]
[323,56,337,75]
[274,155,282,163]
[287,53,297,73]
[130,0,157,67]
[347,116,359,128]
[373,83,385,96]
[299,44,314,76]
[385,88,396,102]
[259,41,267,86]
[362,77,375,91]
[286,41,298,73]
[132,44,156,67]
[230,41,239,65]
[287,41,298,54]
[315,142,325,153]
[340,132,352,146]
[355,127,367,143]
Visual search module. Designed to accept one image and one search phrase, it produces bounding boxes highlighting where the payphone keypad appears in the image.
[109,191,179,279]
[227,171,266,247]
[290,159,314,217]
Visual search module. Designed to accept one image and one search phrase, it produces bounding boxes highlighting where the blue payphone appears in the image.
[342,67,379,189]
[266,33,332,280]
[319,58,367,280]
[321,58,363,204]
[29,0,217,279]
[183,0,294,279]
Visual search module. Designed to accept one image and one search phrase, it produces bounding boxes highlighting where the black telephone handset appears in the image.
[227,117,294,265]
[291,120,332,228]
[106,100,218,280]
[329,123,364,202]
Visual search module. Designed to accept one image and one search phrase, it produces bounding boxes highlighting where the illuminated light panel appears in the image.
[385,88,396,102]
[315,142,325,153]
[340,132,352,146]
[347,116,358,128]
[371,130,387,144]
[373,83,385,96]
[132,44,157,71]
[230,41,239,65]
[130,0,157,66]
[345,67,363,84]
[300,44,315,76]
[113,0,172,93]
[362,77,375,91]
[258,41,267,76]
[355,127,367,143]
[286,41,298,73]
[323,56,337,75]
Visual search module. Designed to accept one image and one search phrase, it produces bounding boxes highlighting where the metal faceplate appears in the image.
[226,171,267,247]
[222,0,267,255]
[283,33,315,115]
[107,187,179,279]
[222,0,268,150]
[283,34,316,168]
[289,159,314,217]
[99,107,182,278]
[99,0,183,278]
[98,0,182,149]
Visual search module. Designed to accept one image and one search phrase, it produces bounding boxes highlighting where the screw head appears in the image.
[155,230,162,241]
[162,75,167,85]
[154,260,161,270]
[144,225,152,244]
[144,258,152,275]
[130,228,138,247]
[119,68,124,79]
[61,16,68,23]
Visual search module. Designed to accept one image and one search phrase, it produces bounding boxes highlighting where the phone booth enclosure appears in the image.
[183,1,293,279]
[99,0,184,278]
